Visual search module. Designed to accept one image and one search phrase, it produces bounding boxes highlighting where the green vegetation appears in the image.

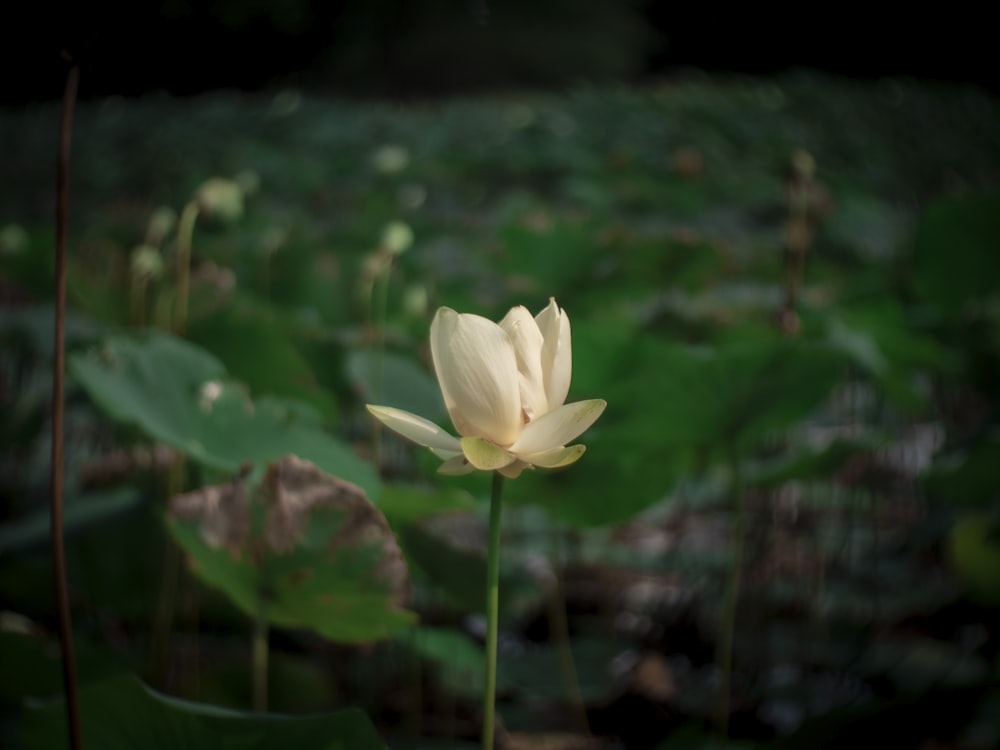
[2,73,1000,748]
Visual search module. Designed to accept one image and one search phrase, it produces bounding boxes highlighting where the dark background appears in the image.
[5,1,997,103]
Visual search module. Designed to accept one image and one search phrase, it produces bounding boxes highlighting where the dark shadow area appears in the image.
[5,1,997,103]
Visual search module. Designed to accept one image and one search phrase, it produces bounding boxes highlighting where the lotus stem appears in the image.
[252,591,269,712]
[482,471,505,750]
[174,200,199,335]
[371,257,393,467]
[716,441,745,739]
[549,524,589,736]
[52,60,82,750]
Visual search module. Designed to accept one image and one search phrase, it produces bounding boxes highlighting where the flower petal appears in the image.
[499,305,549,421]
[430,448,463,460]
[431,308,522,446]
[509,399,606,455]
[535,298,572,409]
[498,460,527,479]
[438,454,476,475]
[366,404,461,452]
[460,436,517,470]
[522,444,586,469]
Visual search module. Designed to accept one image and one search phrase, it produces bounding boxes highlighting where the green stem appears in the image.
[371,259,392,467]
[406,627,423,738]
[716,441,745,740]
[150,463,185,686]
[481,471,505,750]
[174,200,199,335]
[252,591,269,712]
[548,525,589,736]
[129,275,146,327]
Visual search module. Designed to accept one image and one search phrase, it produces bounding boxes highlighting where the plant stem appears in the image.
[174,200,199,335]
[371,259,393,467]
[253,591,269,712]
[150,459,186,686]
[52,59,82,750]
[481,471,505,750]
[716,441,745,740]
[548,524,589,736]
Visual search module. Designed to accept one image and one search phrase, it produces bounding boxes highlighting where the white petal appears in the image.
[460,436,517,470]
[431,308,522,446]
[499,305,549,421]
[535,298,572,409]
[498,460,527,479]
[366,405,461,452]
[438,454,476,475]
[430,448,463,460]
[521,444,586,469]
[509,399,606,456]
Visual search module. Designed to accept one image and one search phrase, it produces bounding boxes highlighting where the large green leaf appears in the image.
[948,513,1000,605]
[403,626,495,698]
[21,673,386,749]
[346,348,445,423]
[910,190,1000,312]
[395,522,538,618]
[506,333,844,527]
[376,484,476,526]
[748,437,882,489]
[497,218,604,299]
[0,487,140,555]
[632,336,845,452]
[923,433,1000,509]
[69,331,378,498]
[187,299,339,423]
[169,455,414,643]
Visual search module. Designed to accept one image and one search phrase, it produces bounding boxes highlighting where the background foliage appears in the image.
[2,72,1000,748]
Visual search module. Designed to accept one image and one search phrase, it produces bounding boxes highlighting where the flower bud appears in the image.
[372,144,409,174]
[381,220,414,256]
[146,206,177,246]
[0,224,28,256]
[403,284,429,318]
[196,178,244,223]
[131,244,164,280]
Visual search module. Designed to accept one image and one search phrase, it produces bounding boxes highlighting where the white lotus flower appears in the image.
[367,299,606,479]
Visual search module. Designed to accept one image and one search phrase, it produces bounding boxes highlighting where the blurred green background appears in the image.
[2,4,1000,749]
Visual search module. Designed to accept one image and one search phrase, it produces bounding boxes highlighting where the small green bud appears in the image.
[146,206,177,245]
[131,244,164,280]
[372,144,409,174]
[403,284,429,318]
[0,224,28,255]
[196,178,244,223]
[381,220,414,255]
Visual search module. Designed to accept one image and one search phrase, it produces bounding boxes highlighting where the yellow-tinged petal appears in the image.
[438,454,476,475]
[535,298,572,409]
[431,308,522,446]
[366,404,461,453]
[522,444,586,469]
[498,460,528,479]
[509,399,607,456]
[460,436,517,470]
[500,305,549,421]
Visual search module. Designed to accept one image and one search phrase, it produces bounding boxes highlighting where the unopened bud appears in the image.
[196,178,244,223]
[381,221,413,255]
[791,149,816,181]
[234,170,260,196]
[146,206,177,245]
[131,244,164,280]
[0,224,28,255]
[372,144,409,174]
[403,284,429,318]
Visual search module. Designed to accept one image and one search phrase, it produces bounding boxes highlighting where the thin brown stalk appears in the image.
[52,60,83,749]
